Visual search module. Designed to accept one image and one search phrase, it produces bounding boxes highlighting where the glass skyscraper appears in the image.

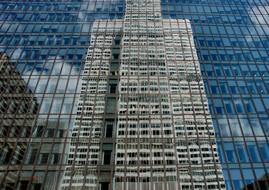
[0,0,269,190]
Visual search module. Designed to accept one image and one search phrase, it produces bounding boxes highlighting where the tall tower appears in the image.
[61,0,225,189]
[0,53,39,189]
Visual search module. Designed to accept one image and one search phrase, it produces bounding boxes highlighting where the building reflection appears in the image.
[0,53,39,189]
[243,174,269,190]
[25,119,68,189]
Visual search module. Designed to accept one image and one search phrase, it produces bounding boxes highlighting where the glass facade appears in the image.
[0,0,268,189]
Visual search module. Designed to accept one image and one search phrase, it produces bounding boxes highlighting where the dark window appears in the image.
[53,153,60,164]
[109,84,117,94]
[103,151,111,165]
[105,124,113,138]
[101,182,109,190]
[3,147,13,164]
[113,54,119,59]
[20,181,29,190]
[115,39,120,45]
[40,153,49,164]
[34,184,42,190]
[28,149,38,164]
[216,107,223,114]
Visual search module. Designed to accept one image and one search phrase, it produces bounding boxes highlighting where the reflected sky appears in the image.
[0,0,125,116]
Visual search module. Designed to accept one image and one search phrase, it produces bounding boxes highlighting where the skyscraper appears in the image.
[1,0,269,189]
[61,0,225,189]
[0,53,39,189]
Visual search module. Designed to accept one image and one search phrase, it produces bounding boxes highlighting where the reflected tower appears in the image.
[0,53,39,189]
[61,0,225,189]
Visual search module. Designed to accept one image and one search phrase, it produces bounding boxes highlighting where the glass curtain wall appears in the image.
[0,0,269,189]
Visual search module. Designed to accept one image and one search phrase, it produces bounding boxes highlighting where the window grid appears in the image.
[0,0,269,189]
